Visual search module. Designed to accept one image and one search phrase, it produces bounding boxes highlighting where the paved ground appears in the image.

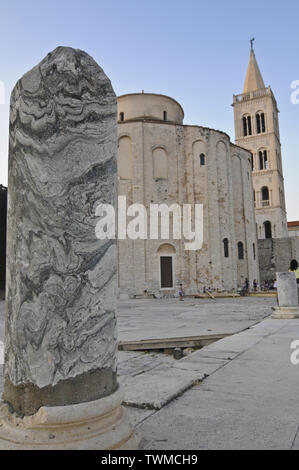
[0,296,275,359]
[2,296,298,449]
[0,296,275,400]
[126,318,299,450]
[117,296,275,342]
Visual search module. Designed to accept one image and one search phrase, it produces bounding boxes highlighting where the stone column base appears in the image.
[271,306,299,319]
[0,387,139,450]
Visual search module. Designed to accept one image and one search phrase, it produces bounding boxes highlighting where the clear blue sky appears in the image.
[0,0,298,219]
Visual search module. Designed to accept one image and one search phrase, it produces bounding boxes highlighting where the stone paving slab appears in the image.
[135,318,299,450]
[190,350,239,360]
[172,358,228,376]
[138,388,299,450]
[119,366,200,410]
[291,430,299,450]
[118,347,232,410]
[117,297,275,343]
[118,332,252,411]
[199,330,270,353]
[123,406,156,428]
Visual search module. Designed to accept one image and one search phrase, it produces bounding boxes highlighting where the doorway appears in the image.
[158,243,176,289]
[160,256,173,288]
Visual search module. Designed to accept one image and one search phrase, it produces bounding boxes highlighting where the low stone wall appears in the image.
[258,237,299,282]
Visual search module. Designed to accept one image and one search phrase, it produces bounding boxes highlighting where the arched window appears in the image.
[259,150,268,170]
[238,242,244,260]
[261,113,266,132]
[243,115,252,136]
[253,190,256,207]
[118,136,133,180]
[243,116,247,136]
[256,112,266,134]
[248,116,252,135]
[250,154,254,170]
[264,221,272,239]
[253,243,256,260]
[261,186,269,206]
[223,238,229,258]
[192,140,206,171]
[153,147,168,179]
[261,186,269,200]
[119,112,124,122]
[163,111,167,121]
[256,113,261,134]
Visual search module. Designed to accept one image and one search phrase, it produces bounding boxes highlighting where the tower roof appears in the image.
[243,49,265,93]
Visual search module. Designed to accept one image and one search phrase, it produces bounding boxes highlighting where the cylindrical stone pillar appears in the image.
[0,47,138,449]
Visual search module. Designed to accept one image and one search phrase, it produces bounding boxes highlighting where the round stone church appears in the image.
[117,92,259,297]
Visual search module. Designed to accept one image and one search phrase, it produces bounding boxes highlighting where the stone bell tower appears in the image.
[232,40,288,239]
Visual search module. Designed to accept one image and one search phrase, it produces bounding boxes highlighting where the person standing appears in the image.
[289,259,299,284]
[179,284,184,301]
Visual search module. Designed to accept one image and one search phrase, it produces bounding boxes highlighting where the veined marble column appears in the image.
[0,47,138,449]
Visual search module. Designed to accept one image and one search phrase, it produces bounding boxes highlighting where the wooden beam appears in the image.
[118,333,231,352]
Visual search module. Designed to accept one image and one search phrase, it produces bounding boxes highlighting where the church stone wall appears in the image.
[233,83,288,240]
[117,93,259,297]
[258,237,299,282]
[118,93,184,124]
[231,146,259,287]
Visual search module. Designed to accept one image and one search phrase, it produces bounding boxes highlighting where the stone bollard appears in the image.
[0,47,139,449]
[272,272,299,319]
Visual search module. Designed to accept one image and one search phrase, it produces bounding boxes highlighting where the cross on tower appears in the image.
[250,37,255,51]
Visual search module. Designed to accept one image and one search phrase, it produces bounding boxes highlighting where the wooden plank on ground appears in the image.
[118,333,231,352]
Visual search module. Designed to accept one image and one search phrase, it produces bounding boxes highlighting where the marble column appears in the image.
[0,47,138,449]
